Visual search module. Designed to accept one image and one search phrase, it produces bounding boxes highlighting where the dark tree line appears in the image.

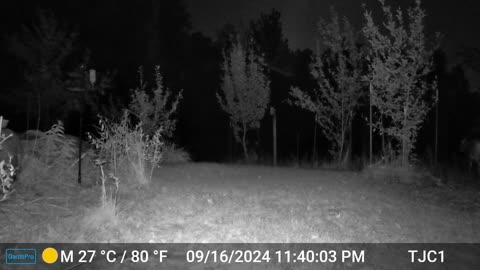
[0,0,478,164]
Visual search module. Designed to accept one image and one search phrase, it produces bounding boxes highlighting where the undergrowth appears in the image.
[88,111,164,186]
[20,121,95,184]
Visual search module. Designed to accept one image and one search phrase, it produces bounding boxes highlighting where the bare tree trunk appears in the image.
[32,93,41,155]
[381,115,385,162]
[342,139,351,167]
[256,127,260,162]
[434,86,439,167]
[296,132,300,166]
[228,121,233,162]
[386,136,393,163]
[339,94,345,164]
[342,111,353,167]
[312,113,317,166]
[349,114,353,163]
[402,105,408,166]
[78,114,83,185]
[26,93,30,131]
[338,128,345,165]
[242,122,249,161]
[369,83,373,165]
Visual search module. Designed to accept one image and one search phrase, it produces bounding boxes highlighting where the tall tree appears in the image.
[6,9,78,129]
[149,0,191,81]
[248,10,296,162]
[249,9,293,81]
[362,0,439,165]
[217,39,271,160]
[290,8,364,163]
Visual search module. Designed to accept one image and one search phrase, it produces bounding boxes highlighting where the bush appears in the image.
[161,143,190,164]
[129,65,183,137]
[88,111,164,186]
[87,66,184,215]
[0,116,17,201]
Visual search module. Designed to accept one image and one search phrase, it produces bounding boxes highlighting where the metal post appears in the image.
[369,83,373,165]
[78,115,82,184]
[313,113,317,166]
[434,85,439,167]
[270,107,277,166]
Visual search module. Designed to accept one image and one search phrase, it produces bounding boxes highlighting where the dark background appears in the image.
[1,0,479,165]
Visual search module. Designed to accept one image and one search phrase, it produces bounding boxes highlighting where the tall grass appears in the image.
[88,111,165,215]
[89,111,165,185]
[20,121,81,182]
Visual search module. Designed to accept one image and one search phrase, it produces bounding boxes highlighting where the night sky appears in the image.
[186,0,478,51]
[186,0,480,88]
[1,0,479,85]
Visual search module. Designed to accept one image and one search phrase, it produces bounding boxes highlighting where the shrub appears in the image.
[0,116,15,201]
[129,65,183,137]
[161,143,190,164]
[88,111,165,186]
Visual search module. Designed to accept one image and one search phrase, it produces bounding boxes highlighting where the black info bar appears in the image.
[1,243,479,269]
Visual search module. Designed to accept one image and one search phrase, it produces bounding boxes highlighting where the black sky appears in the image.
[185,0,480,67]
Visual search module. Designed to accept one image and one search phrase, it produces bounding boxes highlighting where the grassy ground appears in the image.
[1,162,479,243]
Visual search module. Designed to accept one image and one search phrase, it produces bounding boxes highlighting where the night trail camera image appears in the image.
[0,0,479,269]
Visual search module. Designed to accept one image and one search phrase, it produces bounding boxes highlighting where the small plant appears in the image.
[95,159,119,210]
[0,133,12,146]
[17,120,92,187]
[21,121,77,181]
[145,128,164,181]
[0,116,16,202]
[0,158,16,202]
[43,121,77,169]
[89,112,131,177]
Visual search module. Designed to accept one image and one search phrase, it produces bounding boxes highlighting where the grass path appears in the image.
[1,163,479,242]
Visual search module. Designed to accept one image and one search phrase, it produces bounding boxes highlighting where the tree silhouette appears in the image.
[290,8,364,163]
[217,39,271,161]
[362,0,439,165]
[249,9,293,79]
[5,8,78,129]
